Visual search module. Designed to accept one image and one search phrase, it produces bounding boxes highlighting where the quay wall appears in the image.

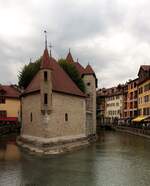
[114,126,150,139]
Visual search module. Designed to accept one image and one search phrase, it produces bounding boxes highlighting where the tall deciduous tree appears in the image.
[18,58,41,89]
[18,57,86,93]
[58,59,85,93]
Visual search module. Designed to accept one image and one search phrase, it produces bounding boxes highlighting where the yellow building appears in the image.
[138,66,150,116]
[0,85,20,122]
[138,79,150,116]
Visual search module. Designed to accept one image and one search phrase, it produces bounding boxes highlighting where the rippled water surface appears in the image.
[0,131,150,186]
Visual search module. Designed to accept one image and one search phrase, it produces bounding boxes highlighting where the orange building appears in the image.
[124,78,138,119]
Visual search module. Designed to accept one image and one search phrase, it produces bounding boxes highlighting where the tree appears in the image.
[18,58,41,89]
[58,59,86,93]
[18,57,86,93]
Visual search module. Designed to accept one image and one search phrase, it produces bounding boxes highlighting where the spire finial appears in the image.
[77,58,79,62]
[30,58,32,63]
[69,48,70,53]
[48,43,53,57]
[44,30,47,49]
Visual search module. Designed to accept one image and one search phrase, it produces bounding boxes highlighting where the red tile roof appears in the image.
[74,62,85,77]
[66,52,74,63]
[40,48,53,70]
[97,85,125,97]
[84,64,95,75]
[0,85,20,98]
[24,72,40,94]
[140,65,150,71]
[24,51,85,97]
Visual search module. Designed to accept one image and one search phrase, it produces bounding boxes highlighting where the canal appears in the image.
[0,131,150,186]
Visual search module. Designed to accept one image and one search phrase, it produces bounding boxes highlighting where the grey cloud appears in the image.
[0,0,150,87]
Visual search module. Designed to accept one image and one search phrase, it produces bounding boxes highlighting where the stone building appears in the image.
[18,47,97,154]
[105,86,124,123]
[96,88,107,126]
[97,85,125,125]
[66,51,97,138]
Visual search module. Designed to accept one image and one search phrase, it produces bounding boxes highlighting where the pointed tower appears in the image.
[83,64,97,139]
[40,47,53,115]
[66,49,74,63]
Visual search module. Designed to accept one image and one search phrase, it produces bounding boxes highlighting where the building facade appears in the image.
[18,47,97,154]
[97,85,125,125]
[124,78,138,119]
[138,65,150,116]
[96,88,107,126]
[105,94,124,123]
[66,51,97,138]
[0,85,20,123]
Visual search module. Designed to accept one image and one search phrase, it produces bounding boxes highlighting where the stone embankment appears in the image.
[114,126,150,139]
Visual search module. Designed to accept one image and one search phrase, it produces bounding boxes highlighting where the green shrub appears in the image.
[58,59,85,93]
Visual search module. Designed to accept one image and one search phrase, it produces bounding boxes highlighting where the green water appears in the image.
[0,131,150,186]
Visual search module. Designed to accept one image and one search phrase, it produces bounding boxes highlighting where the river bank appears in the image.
[114,126,150,139]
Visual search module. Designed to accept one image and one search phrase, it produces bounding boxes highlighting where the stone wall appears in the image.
[83,75,96,135]
[42,92,86,138]
[21,92,86,139]
[115,126,150,139]
[21,93,44,137]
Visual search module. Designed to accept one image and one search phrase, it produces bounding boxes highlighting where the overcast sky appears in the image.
[0,0,150,88]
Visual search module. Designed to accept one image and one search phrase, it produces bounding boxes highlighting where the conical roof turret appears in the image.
[84,64,95,75]
[66,49,74,63]
[40,48,53,70]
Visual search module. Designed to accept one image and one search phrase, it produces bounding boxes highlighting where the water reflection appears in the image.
[0,132,150,186]
[0,138,21,161]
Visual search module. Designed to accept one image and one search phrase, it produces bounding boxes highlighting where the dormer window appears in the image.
[87,82,90,86]
[44,71,48,81]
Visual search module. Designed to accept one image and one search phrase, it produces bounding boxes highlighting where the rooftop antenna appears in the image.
[44,30,47,49]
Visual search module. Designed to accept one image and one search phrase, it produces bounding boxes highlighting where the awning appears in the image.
[132,116,149,122]
[0,117,18,122]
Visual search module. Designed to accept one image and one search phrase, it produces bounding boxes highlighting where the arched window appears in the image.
[65,113,68,121]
